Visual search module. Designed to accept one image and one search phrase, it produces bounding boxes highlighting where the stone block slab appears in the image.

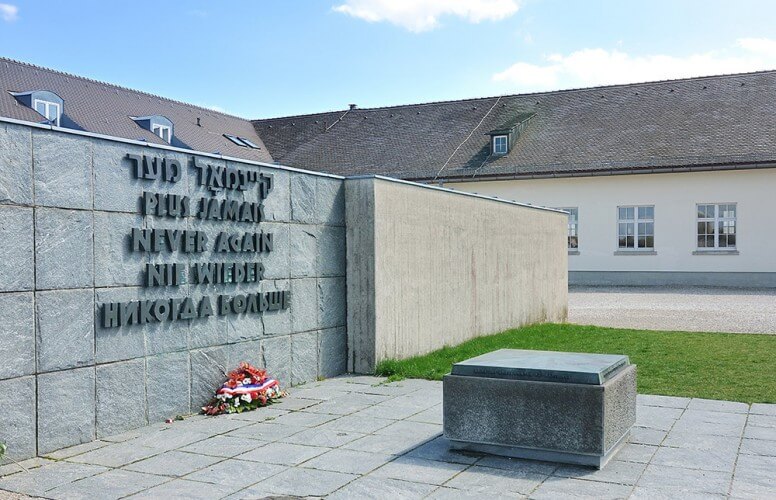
[318,327,347,379]
[291,331,318,386]
[0,376,36,460]
[290,173,316,223]
[263,335,291,387]
[146,352,190,422]
[0,206,34,291]
[36,289,94,372]
[316,177,345,226]
[93,212,144,287]
[0,292,34,380]
[94,287,145,364]
[96,359,147,437]
[190,346,229,409]
[33,130,92,209]
[318,226,345,276]
[0,122,33,206]
[260,168,290,222]
[35,207,93,289]
[37,367,96,454]
[318,277,346,329]
[288,224,317,278]
[291,278,317,333]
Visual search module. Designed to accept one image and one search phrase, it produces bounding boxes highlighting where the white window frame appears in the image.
[696,203,737,250]
[492,135,508,155]
[152,124,172,143]
[33,99,61,126]
[559,207,578,250]
[617,205,654,251]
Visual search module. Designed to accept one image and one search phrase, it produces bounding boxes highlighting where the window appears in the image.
[492,135,508,155]
[224,134,262,149]
[152,124,172,143]
[560,207,578,249]
[618,205,654,250]
[33,99,61,126]
[697,203,736,249]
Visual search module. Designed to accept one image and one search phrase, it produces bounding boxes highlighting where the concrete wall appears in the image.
[449,168,776,287]
[346,177,568,373]
[0,120,347,460]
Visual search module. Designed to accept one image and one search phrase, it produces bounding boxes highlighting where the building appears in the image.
[2,57,775,286]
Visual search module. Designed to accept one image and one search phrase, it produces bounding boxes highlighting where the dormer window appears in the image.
[10,90,64,126]
[492,135,508,155]
[132,115,174,144]
[224,134,261,149]
[152,123,171,143]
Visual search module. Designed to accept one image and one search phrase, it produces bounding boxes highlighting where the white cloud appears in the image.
[0,3,18,22]
[493,39,776,91]
[333,0,520,33]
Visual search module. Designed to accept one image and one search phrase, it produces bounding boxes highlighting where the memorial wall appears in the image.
[0,121,347,459]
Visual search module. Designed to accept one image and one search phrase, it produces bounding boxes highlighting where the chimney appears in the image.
[349,103,357,110]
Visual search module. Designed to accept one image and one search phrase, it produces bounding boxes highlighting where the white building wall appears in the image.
[449,168,776,285]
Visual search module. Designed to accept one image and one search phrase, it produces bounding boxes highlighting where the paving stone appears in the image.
[319,326,348,378]
[0,462,107,497]
[444,464,547,496]
[327,475,437,500]
[271,410,337,427]
[316,414,395,434]
[662,430,741,451]
[184,459,286,489]
[635,405,683,431]
[614,443,657,464]
[305,392,384,416]
[43,440,110,460]
[343,433,429,456]
[269,396,321,411]
[531,476,634,499]
[67,441,163,468]
[238,466,356,497]
[318,277,346,328]
[630,486,726,499]
[729,479,776,499]
[288,224,318,278]
[127,478,231,499]
[237,441,328,465]
[36,288,94,371]
[744,424,776,441]
[291,330,318,385]
[0,457,53,478]
[375,420,442,441]
[671,410,747,437]
[687,398,750,413]
[740,437,776,456]
[96,359,147,437]
[281,427,365,448]
[33,129,92,209]
[35,207,93,289]
[553,459,647,485]
[99,421,169,443]
[750,403,776,416]
[0,376,36,460]
[225,406,289,423]
[301,449,392,475]
[636,464,732,495]
[46,468,167,500]
[0,292,34,380]
[124,450,222,477]
[427,486,517,499]
[227,422,307,441]
[0,123,33,206]
[651,445,738,472]
[406,405,443,425]
[318,226,346,276]
[129,428,213,452]
[637,394,691,409]
[733,454,776,488]
[180,435,270,458]
[146,352,190,422]
[37,367,96,454]
[0,207,33,292]
[372,456,468,485]
[404,436,480,465]
[354,403,424,420]
[747,414,776,428]
[474,455,558,475]
[161,417,244,437]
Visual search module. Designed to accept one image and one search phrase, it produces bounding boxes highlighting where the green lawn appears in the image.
[375,323,776,403]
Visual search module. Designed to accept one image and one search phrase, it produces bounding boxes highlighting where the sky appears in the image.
[1,1,776,118]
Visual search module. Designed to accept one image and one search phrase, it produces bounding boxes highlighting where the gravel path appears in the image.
[568,286,776,334]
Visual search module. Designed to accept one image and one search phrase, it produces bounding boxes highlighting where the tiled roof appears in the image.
[254,71,776,181]
[0,57,273,163]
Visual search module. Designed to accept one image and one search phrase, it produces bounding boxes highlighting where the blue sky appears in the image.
[1,1,775,118]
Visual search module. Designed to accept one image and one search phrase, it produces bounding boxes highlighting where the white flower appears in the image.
[234,398,240,406]
[241,394,252,403]
[243,378,252,385]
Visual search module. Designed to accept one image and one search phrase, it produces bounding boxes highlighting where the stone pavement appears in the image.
[568,286,776,334]
[0,376,774,499]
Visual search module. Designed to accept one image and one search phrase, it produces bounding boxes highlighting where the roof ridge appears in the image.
[0,56,252,122]
[254,68,776,121]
